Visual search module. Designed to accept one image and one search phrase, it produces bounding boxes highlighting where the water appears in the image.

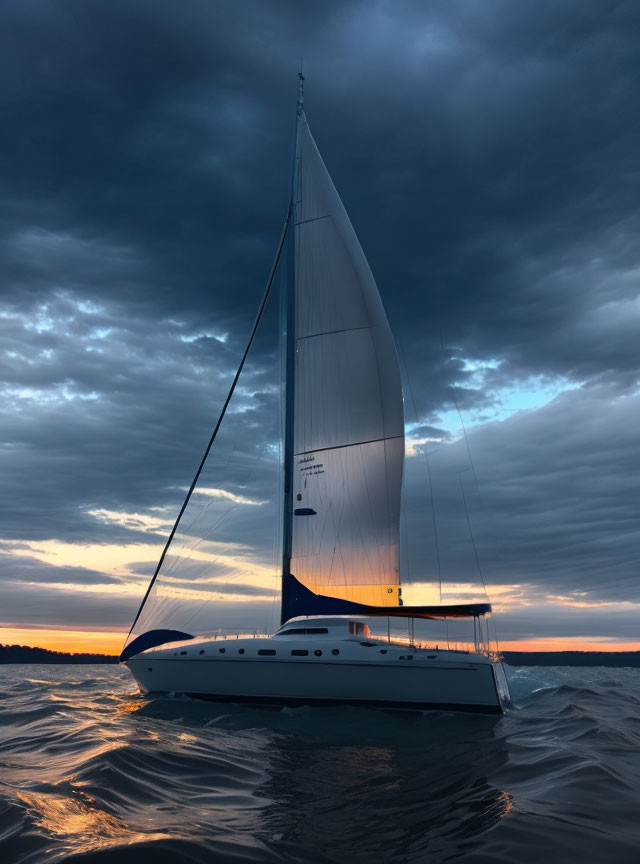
[1,665,639,863]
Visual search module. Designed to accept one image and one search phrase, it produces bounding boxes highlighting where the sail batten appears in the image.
[294,433,404,458]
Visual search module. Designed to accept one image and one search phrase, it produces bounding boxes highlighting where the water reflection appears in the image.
[246,709,511,862]
[3,665,513,864]
[16,789,170,856]
[4,666,640,864]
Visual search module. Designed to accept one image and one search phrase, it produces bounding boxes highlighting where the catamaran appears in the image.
[121,76,511,715]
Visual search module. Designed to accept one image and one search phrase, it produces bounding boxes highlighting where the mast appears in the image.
[280,72,304,624]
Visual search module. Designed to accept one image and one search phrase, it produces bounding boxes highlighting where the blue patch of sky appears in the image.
[406,357,582,443]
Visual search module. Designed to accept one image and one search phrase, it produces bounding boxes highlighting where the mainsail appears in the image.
[283,84,405,617]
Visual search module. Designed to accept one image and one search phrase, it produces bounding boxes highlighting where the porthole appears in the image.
[331,649,339,655]
[219,647,226,653]
[199,649,205,655]
[380,649,387,655]
[239,649,245,655]
[427,654,436,659]
[296,493,302,501]
[314,649,322,656]
[147,667,153,672]
[180,650,187,655]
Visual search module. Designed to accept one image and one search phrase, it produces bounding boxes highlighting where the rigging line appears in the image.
[449,389,489,599]
[459,473,486,593]
[437,321,479,486]
[270,265,287,633]
[426,442,442,604]
[183,442,269,574]
[452,389,480,490]
[398,344,442,603]
[438,322,491,600]
[124,210,292,644]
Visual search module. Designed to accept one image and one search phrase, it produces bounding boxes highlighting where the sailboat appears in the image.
[121,76,511,715]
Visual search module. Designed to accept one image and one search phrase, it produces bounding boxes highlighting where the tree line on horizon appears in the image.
[0,644,118,664]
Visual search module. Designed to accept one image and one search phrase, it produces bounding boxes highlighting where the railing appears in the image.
[200,631,272,641]
[197,630,503,658]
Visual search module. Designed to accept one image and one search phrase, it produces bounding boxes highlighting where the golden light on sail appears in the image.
[298,580,400,606]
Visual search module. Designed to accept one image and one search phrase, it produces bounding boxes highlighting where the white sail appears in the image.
[289,112,405,607]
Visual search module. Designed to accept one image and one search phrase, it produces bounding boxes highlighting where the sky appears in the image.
[1,0,639,654]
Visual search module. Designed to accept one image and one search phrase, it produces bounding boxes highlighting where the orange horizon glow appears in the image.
[1,627,640,655]
[496,638,640,652]
[0,628,127,655]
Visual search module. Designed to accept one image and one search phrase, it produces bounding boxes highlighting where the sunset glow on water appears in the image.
[2,665,640,863]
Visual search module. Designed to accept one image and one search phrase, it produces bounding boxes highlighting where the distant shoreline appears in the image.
[503,651,640,667]
[2,643,640,667]
[0,644,118,664]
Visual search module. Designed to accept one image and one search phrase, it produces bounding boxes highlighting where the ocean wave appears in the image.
[1,664,639,863]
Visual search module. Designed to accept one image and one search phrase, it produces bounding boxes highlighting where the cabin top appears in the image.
[275,616,372,639]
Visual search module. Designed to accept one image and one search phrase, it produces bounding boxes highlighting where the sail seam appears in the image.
[296,325,370,342]
[294,215,330,227]
[294,434,403,457]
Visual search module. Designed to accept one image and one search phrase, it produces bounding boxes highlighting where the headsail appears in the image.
[283,96,405,618]
[121,218,290,661]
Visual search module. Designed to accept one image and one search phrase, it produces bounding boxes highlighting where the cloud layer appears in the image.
[1,0,638,644]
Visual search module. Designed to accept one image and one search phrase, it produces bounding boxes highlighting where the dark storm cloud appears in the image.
[0,551,123,585]
[1,0,639,632]
[404,383,640,603]
[0,579,138,630]
[494,604,640,643]
[0,283,282,542]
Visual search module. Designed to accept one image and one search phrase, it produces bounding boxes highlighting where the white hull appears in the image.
[126,621,510,715]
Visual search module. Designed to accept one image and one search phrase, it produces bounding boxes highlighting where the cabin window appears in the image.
[219,648,225,653]
[239,649,245,655]
[296,493,302,501]
[428,655,436,659]
[275,627,328,636]
[349,622,371,637]
[314,649,322,656]
[331,649,339,655]
[199,649,205,655]
[180,650,187,655]
[379,649,387,655]
[291,649,308,656]
[258,649,276,656]
[147,667,153,672]
[360,641,376,647]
